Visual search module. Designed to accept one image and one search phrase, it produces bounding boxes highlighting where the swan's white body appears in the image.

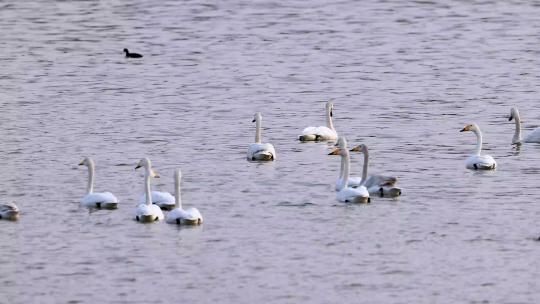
[166,169,203,225]
[139,191,175,210]
[0,202,19,221]
[335,137,370,203]
[331,146,402,197]
[460,124,497,170]
[509,107,540,144]
[247,112,276,161]
[135,158,164,222]
[299,101,338,141]
[79,157,119,209]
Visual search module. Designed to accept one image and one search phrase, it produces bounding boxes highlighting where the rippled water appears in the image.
[2,0,540,303]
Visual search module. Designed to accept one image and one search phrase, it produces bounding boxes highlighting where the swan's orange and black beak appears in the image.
[349,145,362,152]
[508,114,513,121]
[460,126,469,132]
[151,169,160,178]
[328,148,341,155]
[78,161,84,166]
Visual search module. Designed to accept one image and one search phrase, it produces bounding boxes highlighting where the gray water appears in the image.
[1,0,540,303]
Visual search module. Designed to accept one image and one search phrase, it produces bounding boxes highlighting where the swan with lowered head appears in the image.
[299,101,338,141]
[166,169,203,225]
[0,201,19,221]
[335,137,370,203]
[460,124,497,170]
[330,144,402,197]
[78,157,119,209]
[134,158,164,222]
[247,112,276,161]
[508,107,540,144]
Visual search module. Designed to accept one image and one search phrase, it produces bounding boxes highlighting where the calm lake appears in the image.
[1,0,540,303]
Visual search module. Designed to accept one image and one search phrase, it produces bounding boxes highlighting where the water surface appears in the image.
[1,1,540,303]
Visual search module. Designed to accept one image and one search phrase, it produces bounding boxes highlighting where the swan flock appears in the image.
[3,103,532,221]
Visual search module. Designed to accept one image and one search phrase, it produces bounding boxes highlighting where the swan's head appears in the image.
[509,107,519,121]
[135,158,160,178]
[329,137,346,155]
[350,144,367,153]
[326,101,334,117]
[460,124,480,133]
[123,48,129,54]
[78,157,94,167]
[328,148,341,155]
[252,112,262,123]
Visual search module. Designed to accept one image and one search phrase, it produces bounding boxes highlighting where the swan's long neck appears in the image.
[360,147,369,186]
[86,162,95,194]
[255,118,262,143]
[326,107,334,131]
[513,112,522,144]
[473,129,483,156]
[340,150,351,191]
[144,167,152,205]
[174,172,182,209]
[337,149,346,188]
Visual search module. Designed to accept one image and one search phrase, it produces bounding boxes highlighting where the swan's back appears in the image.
[524,128,540,143]
[466,155,497,170]
[0,202,20,220]
[139,191,175,204]
[82,192,118,205]
[337,186,369,203]
[247,143,276,161]
[166,207,203,225]
[300,126,337,141]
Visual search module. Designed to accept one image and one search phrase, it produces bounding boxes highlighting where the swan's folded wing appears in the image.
[301,126,319,135]
[524,128,540,143]
[0,202,19,212]
[347,176,362,187]
[314,126,337,138]
[185,207,203,221]
[83,192,118,204]
[139,191,175,204]
[136,203,164,219]
[364,175,397,188]
[247,143,276,159]
[466,155,497,169]
[337,186,369,202]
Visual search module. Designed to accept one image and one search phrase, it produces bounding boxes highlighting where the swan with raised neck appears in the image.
[134,158,164,222]
[78,157,119,209]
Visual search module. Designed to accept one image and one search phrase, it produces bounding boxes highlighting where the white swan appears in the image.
[0,201,19,221]
[134,158,164,222]
[330,144,401,197]
[335,137,370,203]
[247,112,277,161]
[78,157,119,209]
[166,169,203,225]
[299,101,338,141]
[139,191,175,211]
[509,107,540,144]
[460,124,497,170]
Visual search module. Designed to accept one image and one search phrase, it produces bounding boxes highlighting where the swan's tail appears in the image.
[299,134,317,141]
[350,196,370,204]
[102,202,118,210]
[0,202,20,220]
[473,163,496,170]
[381,187,402,198]
[252,152,274,161]
[136,214,158,223]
